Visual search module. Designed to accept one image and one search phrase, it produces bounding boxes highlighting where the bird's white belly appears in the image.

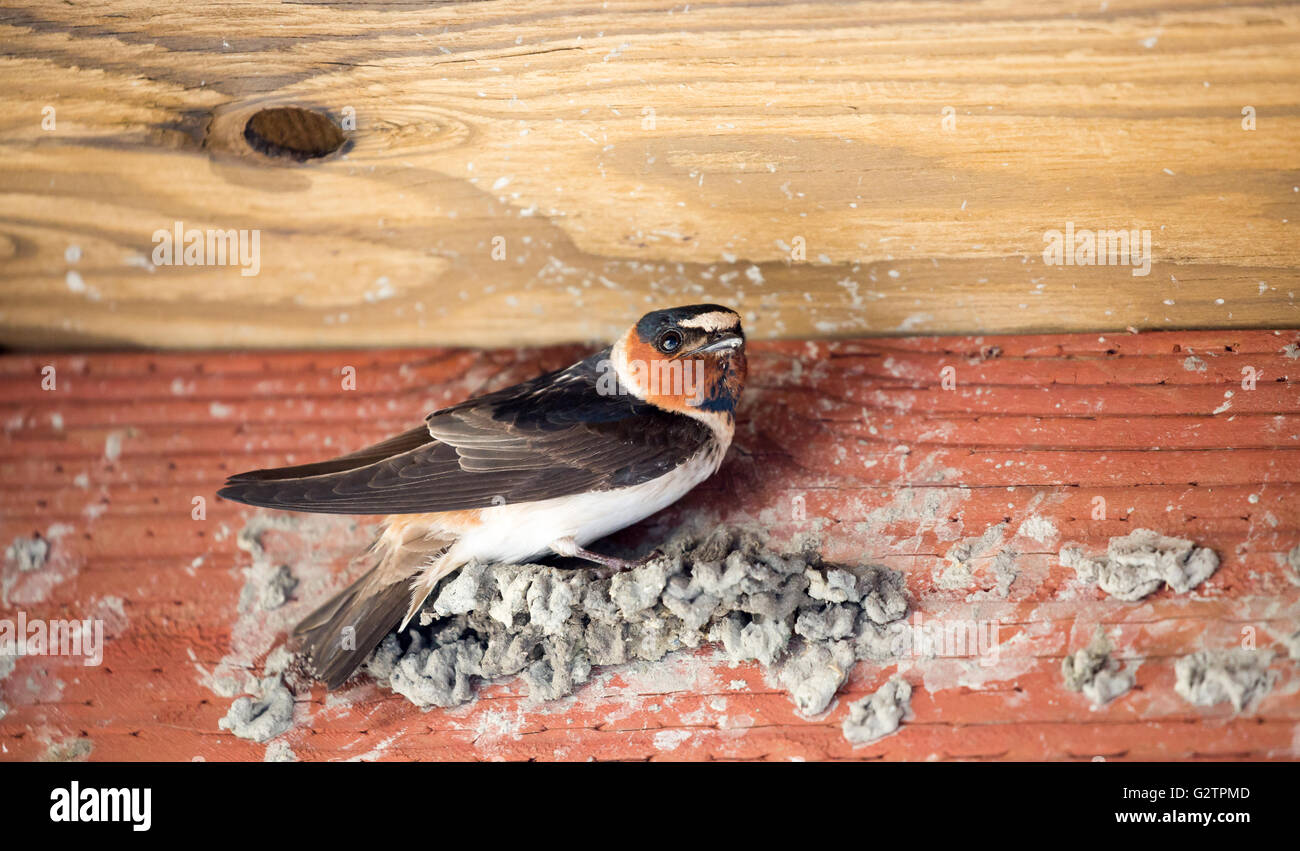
[450,442,724,565]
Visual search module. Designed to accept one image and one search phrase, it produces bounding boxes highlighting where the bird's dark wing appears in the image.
[217,349,713,514]
[220,425,436,482]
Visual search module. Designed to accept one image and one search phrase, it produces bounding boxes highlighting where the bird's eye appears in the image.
[657,330,683,354]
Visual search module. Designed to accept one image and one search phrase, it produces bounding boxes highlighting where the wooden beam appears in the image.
[1,0,1298,348]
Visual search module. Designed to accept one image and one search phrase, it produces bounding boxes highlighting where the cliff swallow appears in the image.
[218,304,747,687]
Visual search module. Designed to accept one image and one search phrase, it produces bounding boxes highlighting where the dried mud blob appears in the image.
[243,107,345,162]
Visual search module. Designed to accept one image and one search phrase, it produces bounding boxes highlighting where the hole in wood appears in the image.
[243,107,345,162]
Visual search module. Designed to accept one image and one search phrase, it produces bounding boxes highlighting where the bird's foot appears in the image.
[550,537,663,579]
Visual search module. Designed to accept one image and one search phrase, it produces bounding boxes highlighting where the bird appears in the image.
[218,303,747,688]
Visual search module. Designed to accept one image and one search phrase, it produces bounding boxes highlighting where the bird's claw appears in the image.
[586,548,664,579]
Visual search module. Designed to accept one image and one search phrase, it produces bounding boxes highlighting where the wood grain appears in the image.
[2,0,1298,348]
[2,329,1298,761]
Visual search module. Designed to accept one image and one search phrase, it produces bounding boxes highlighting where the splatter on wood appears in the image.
[2,329,1299,761]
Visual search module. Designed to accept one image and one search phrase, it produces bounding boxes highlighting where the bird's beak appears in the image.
[687,332,744,356]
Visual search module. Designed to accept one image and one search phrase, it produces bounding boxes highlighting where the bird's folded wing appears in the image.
[219,425,436,482]
[217,357,711,514]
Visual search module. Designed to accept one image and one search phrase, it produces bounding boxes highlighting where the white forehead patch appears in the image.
[678,311,739,333]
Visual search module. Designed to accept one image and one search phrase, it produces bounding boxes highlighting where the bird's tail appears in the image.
[293,524,452,689]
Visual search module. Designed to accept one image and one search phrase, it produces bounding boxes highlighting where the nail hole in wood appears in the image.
[243,107,345,162]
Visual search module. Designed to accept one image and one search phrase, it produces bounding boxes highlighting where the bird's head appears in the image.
[611,304,747,416]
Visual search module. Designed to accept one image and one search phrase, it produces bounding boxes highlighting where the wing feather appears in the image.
[218,350,713,515]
